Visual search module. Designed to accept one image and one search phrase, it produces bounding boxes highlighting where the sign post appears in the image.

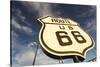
[32,42,39,65]
[38,16,94,62]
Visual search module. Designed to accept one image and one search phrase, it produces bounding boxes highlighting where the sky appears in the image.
[11,1,96,66]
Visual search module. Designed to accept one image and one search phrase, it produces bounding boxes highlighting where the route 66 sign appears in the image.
[38,16,94,59]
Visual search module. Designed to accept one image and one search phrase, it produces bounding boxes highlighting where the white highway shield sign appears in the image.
[38,16,94,59]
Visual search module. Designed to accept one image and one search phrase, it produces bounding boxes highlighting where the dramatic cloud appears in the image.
[12,42,59,66]
[12,8,32,26]
[76,6,96,18]
[11,18,35,35]
[12,30,18,41]
[14,47,35,66]
[85,18,96,33]
[27,42,59,65]
[22,2,56,17]
[12,30,35,66]
[27,41,38,47]
[34,46,59,65]
[15,8,26,22]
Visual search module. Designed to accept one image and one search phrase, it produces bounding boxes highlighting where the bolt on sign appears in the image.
[38,16,94,61]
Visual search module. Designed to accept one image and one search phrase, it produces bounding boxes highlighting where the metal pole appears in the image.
[73,56,81,63]
[60,56,63,63]
[59,56,63,64]
[59,58,60,63]
[33,44,39,65]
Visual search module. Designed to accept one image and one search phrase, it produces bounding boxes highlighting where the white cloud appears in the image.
[12,19,21,30]
[11,18,35,35]
[16,8,26,21]
[22,2,56,17]
[12,30,18,40]
[12,30,19,48]
[22,26,33,34]
[76,6,96,18]
[13,42,49,66]
[11,30,35,66]
[14,47,35,66]
[85,18,96,32]
[13,43,59,66]
[75,6,96,33]
[28,41,38,47]
[14,8,28,24]
[34,47,59,65]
